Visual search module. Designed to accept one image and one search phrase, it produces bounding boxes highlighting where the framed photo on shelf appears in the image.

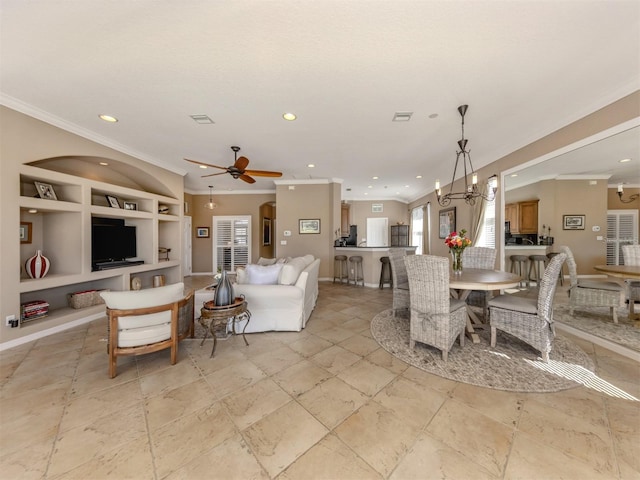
[263,217,271,246]
[34,181,57,200]
[299,219,320,234]
[106,195,120,208]
[196,227,209,238]
[123,201,138,211]
[439,207,456,238]
[19,222,32,244]
[563,214,585,230]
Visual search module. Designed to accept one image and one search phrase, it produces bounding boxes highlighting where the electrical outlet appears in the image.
[6,315,16,327]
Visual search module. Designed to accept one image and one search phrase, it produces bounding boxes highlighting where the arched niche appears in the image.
[27,155,177,199]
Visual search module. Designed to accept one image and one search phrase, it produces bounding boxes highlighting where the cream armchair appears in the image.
[100,283,194,378]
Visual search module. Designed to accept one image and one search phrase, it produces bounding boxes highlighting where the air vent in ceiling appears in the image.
[392,112,413,122]
[189,114,214,124]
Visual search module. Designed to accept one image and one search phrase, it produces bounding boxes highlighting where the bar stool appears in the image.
[333,255,348,284]
[547,252,564,286]
[349,255,364,287]
[528,254,548,287]
[379,256,392,289]
[510,255,530,288]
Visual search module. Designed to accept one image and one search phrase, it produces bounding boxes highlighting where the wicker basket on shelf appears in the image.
[68,289,108,309]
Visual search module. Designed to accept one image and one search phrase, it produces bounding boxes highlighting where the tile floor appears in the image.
[1,279,639,479]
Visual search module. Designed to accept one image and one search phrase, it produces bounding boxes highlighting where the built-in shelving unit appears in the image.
[18,165,182,329]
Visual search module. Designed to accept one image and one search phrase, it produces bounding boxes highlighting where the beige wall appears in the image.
[188,192,276,273]
[348,200,410,245]
[410,90,640,274]
[1,106,184,343]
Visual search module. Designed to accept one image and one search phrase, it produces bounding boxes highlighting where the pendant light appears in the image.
[435,105,498,206]
[204,185,217,210]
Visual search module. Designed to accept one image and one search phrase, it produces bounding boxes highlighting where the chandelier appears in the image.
[617,184,639,203]
[435,105,498,206]
[204,185,217,210]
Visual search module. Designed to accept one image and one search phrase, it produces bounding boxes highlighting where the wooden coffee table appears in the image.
[199,297,251,357]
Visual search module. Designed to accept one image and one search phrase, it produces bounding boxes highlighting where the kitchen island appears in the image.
[335,246,416,287]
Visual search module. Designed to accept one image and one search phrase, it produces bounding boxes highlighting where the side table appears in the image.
[198,297,251,357]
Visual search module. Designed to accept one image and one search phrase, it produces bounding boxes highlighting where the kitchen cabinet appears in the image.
[505,200,538,234]
[518,200,539,234]
[505,203,519,233]
[341,203,350,236]
[391,224,409,246]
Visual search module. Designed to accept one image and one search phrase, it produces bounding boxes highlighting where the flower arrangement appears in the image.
[445,229,471,273]
[445,229,472,251]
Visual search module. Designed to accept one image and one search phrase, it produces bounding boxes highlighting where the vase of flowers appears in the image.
[445,229,471,274]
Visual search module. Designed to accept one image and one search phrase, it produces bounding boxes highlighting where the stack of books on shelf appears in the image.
[21,300,49,323]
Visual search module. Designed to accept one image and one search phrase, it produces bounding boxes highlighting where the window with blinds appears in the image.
[476,198,496,248]
[606,210,638,265]
[410,206,424,254]
[212,216,251,273]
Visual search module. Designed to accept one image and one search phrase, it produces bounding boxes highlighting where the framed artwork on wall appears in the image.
[123,201,137,210]
[196,227,210,238]
[299,219,320,234]
[34,181,57,200]
[20,222,32,244]
[106,195,120,208]
[439,207,456,239]
[563,215,585,230]
[263,218,271,246]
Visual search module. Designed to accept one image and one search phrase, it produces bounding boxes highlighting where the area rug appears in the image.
[371,309,595,393]
[554,305,640,353]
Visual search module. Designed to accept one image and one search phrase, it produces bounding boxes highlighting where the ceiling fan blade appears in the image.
[185,158,227,170]
[234,156,250,171]
[200,171,228,178]
[239,174,256,184]
[244,169,283,177]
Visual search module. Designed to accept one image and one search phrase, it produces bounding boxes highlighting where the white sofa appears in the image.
[232,255,320,333]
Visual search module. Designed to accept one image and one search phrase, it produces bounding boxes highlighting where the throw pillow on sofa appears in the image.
[257,257,277,266]
[278,257,308,285]
[245,263,283,284]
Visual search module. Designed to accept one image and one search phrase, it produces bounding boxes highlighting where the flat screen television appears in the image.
[91,218,137,270]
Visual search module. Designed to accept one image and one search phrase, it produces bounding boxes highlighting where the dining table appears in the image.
[594,264,640,321]
[449,268,522,343]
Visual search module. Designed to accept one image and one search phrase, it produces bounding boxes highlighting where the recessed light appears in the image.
[368,185,373,189]
[307,164,315,168]
[199,165,207,169]
[364,192,368,195]
[283,112,297,121]
[416,175,422,179]
[619,158,632,163]
[372,176,379,180]
[28,209,38,214]
[405,185,410,188]
[99,114,118,123]
[510,173,518,177]
[99,162,109,166]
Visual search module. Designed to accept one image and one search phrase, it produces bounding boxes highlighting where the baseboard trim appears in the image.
[0,313,104,352]
[555,322,640,362]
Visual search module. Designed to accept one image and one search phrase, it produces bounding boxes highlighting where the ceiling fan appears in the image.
[185,146,282,184]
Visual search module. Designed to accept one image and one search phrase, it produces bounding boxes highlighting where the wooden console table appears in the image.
[199,297,251,357]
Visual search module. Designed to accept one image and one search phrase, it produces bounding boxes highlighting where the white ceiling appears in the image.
[1,1,639,202]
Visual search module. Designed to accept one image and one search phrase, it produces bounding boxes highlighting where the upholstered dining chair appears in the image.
[404,255,467,361]
[560,246,624,323]
[100,283,194,378]
[488,252,566,362]
[622,244,640,318]
[462,246,497,319]
[388,247,410,318]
